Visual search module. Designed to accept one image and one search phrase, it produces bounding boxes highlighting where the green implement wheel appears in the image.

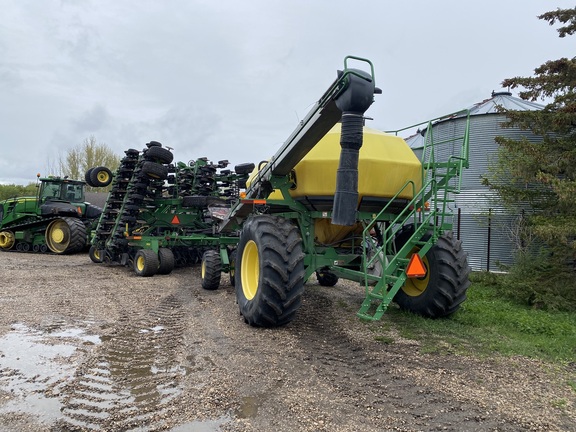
[201,250,222,290]
[45,217,87,254]
[394,226,470,318]
[89,245,104,263]
[158,248,175,275]
[145,145,173,164]
[316,268,339,287]
[84,168,95,187]
[235,215,305,327]
[134,249,159,277]
[142,161,168,180]
[89,166,113,187]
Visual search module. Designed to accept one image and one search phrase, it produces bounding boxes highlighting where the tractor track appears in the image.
[53,293,187,432]
[287,289,519,431]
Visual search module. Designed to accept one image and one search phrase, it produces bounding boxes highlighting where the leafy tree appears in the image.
[59,136,120,192]
[484,7,576,310]
[0,183,37,201]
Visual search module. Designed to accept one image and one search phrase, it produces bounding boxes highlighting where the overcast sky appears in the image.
[1,0,574,184]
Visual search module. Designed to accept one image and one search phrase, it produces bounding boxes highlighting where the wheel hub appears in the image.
[136,256,145,271]
[52,228,65,243]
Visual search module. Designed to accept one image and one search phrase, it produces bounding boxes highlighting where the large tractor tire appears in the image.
[0,230,15,251]
[235,215,305,327]
[45,217,87,254]
[134,249,159,277]
[394,225,470,318]
[201,249,222,290]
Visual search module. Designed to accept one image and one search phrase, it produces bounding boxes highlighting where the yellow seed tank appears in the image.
[261,124,421,203]
[250,124,423,244]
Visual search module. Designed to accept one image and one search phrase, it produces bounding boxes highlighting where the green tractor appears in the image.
[0,168,112,254]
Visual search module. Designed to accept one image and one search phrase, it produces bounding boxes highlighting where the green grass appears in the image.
[376,272,576,364]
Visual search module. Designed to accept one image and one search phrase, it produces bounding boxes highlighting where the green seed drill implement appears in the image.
[89,56,471,327]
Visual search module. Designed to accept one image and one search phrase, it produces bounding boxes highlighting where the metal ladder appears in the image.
[357,110,470,320]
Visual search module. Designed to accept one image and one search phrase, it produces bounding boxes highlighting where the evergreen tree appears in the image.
[485,7,576,310]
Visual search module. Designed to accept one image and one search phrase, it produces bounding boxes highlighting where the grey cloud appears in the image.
[0,66,22,89]
[1,0,574,185]
[71,104,109,133]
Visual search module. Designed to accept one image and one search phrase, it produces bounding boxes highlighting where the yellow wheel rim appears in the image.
[201,260,206,279]
[97,170,110,183]
[51,228,65,243]
[93,249,101,260]
[46,220,70,253]
[0,231,15,250]
[136,255,146,271]
[403,251,430,297]
[241,240,259,300]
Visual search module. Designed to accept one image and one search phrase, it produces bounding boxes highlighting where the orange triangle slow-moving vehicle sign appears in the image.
[171,215,180,225]
[406,253,426,278]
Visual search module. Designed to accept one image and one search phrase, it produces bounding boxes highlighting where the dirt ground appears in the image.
[0,252,574,432]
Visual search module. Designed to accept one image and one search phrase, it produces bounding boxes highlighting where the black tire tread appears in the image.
[89,245,103,263]
[158,248,175,275]
[89,166,113,187]
[395,229,470,318]
[234,163,255,174]
[134,249,159,277]
[316,269,339,287]
[141,162,168,180]
[145,146,173,164]
[84,168,95,187]
[61,217,87,254]
[201,250,222,290]
[236,215,305,327]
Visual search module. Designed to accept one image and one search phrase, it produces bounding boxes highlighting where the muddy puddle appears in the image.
[0,319,227,431]
[0,322,94,423]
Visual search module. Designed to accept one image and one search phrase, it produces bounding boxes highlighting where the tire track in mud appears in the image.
[290,288,523,432]
[54,293,187,431]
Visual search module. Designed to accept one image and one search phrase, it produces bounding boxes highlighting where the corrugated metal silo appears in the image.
[409,92,544,271]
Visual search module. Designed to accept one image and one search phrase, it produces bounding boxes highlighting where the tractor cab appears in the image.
[37,177,88,218]
[39,178,85,204]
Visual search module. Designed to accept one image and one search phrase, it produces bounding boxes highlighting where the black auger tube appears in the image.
[332,113,364,225]
[332,69,376,226]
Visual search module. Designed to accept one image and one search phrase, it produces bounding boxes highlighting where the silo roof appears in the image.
[403,91,544,149]
[467,91,544,115]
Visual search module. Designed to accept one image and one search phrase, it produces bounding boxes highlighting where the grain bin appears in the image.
[408,92,544,271]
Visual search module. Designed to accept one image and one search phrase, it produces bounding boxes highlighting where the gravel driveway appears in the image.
[0,252,574,431]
